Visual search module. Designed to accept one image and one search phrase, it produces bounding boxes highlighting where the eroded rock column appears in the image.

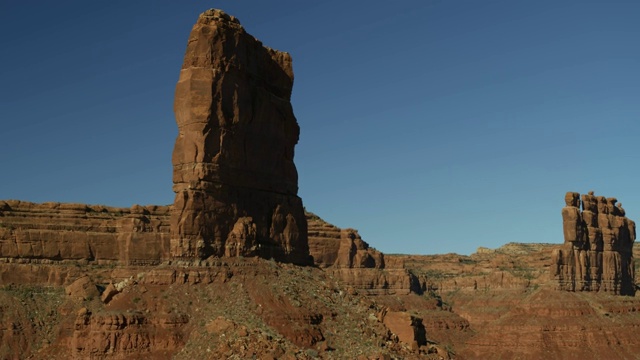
[170,9,309,264]
[552,191,635,295]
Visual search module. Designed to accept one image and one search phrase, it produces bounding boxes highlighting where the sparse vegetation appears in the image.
[498,260,537,280]
[0,285,65,355]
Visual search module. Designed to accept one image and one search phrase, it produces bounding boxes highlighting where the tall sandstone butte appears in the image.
[552,191,636,295]
[171,9,310,264]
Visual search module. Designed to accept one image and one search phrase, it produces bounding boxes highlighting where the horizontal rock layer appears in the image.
[0,205,423,296]
[307,212,385,268]
[306,212,420,295]
[0,200,170,265]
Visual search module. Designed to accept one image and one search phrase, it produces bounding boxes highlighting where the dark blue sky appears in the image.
[1,1,639,255]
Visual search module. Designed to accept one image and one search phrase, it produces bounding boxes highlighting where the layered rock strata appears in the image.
[0,200,170,265]
[552,191,636,295]
[307,212,385,269]
[171,9,309,264]
[307,213,418,295]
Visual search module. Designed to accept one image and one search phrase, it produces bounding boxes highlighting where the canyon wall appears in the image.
[0,203,417,295]
[307,212,385,269]
[170,9,309,264]
[552,191,636,295]
[0,200,169,265]
[307,213,417,295]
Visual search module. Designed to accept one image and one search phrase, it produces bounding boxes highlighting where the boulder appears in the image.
[378,308,427,347]
[100,283,119,304]
[65,276,99,301]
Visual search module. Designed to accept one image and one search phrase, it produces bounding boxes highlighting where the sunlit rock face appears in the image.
[170,9,309,264]
[552,191,636,295]
[0,200,171,265]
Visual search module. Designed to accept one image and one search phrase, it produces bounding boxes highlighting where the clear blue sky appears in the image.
[1,1,639,255]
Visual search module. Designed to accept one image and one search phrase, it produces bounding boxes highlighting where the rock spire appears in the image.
[170,9,310,264]
[552,191,636,295]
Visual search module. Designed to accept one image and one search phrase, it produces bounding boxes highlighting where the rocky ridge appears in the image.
[0,200,169,266]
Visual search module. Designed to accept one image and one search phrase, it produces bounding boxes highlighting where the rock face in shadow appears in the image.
[170,9,309,264]
[552,191,636,295]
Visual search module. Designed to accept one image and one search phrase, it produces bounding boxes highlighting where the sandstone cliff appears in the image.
[307,212,418,295]
[171,9,309,264]
[307,212,384,269]
[552,191,636,295]
[0,200,169,265]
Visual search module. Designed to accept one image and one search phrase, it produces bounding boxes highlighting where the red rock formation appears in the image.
[377,308,427,348]
[170,9,309,264]
[70,308,188,359]
[552,191,636,295]
[65,276,100,301]
[306,212,418,295]
[0,10,310,267]
[0,200,170,264]
[307,212,384,268]
[17,8,640,359]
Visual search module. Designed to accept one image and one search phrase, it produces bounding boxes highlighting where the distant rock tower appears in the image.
[552,191,636,295]
[170,9,310,264]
